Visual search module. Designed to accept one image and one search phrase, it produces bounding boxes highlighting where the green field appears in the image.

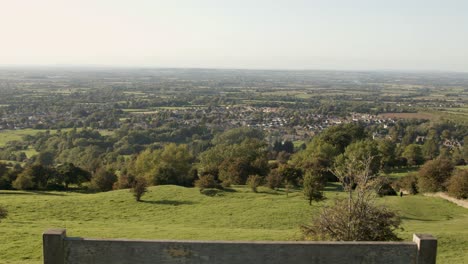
[0,129,79,147]
[0,129,45,147]
[0,185,466,264]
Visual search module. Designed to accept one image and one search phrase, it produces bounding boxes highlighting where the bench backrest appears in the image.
[43,229,436,264]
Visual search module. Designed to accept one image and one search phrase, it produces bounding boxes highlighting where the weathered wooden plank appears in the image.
[64,238,418,264]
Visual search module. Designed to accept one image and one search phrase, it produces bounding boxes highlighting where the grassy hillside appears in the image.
[0,185,467,264]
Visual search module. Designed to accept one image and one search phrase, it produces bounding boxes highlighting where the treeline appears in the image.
[0,122,466,201]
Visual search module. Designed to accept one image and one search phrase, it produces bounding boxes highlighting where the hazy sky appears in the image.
[1,0,467,71]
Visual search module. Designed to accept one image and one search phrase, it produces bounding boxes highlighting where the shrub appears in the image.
[418,158,454,192]
[246,175,263,193]
[447,169,468,199]
[12,173,34,190]
[194,175,218,190]
[266,169,283,190]
[394,173,419,194]
[113,174,136,190]
[375,177,397,196]
[301,198,401,241]
[132,177,148,202]
[90,168,117,192]
[220,179,231,188]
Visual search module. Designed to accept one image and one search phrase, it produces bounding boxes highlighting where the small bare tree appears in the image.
[302,140,401,241]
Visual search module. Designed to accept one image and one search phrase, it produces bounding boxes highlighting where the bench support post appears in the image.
[43,229,66,264]
[413,234,437,264]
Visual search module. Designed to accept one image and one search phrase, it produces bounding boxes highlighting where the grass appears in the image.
[0,185,467,264]
[0,129,45,147]
[0,129,81,147]
[385,167,419,179]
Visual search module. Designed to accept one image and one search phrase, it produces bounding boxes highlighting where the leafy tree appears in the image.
[377,139,397,170]
[446,169,468,199]
[303,170,325,205]
[36,150,55,166]
[278,164,302,187]
[246,175,263,193]
[113,173,137,190]
[132,143,194,186]
[402,144,424,166]
[418,158,454,192]
[266,168,283,190]
[194,174,219,190]
[13,164,57,190]
[422,137,439,160]
[132,177,148,202]
[319,123,367,153]
[199,138,268,184]
[90,168,117,192]
[56,163,91,189]
[291,137,340,182]
[212,127,264,145]
[12,173,34,190]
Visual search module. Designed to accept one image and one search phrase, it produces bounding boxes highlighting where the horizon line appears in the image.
[0,64,468,74]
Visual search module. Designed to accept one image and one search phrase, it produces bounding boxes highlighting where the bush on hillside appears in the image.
[375,177,397,196]
[90,168,117,192]
[446,170,468,199]
[418,158,454,192]
[301,198,401,241]
[132,177,148,202]
[194,175,219,190]
[394,173,419,194]
[113,174,136,190]
[247,175,263,193]
[12,173,34,190]
[266,168,283,190]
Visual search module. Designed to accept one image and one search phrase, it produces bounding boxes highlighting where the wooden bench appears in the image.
[43,229,437,264]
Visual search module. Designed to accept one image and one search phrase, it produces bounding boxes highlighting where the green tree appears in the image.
[303,170,325,205]
[56,163,91,189]
[199,138,269,184]
[212,127,264,145]
[377,139,397,170]
[90,168,117,192]
[36,150,55,167]
[14,164,57,190]
[422,138,439,160]
[131,143,194,186]
[246,175,263,193]
[132,177,148,202]
[12,173,34,190]
[265,168,283,190]
[402,144,424,166]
